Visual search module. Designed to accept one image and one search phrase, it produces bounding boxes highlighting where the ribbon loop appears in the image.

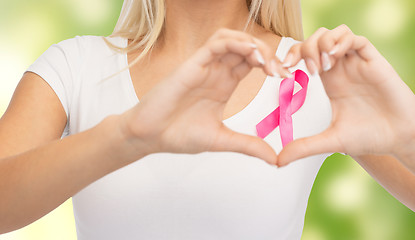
[256,70,309,147]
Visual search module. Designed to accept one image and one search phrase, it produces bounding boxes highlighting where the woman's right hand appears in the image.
[117,29,288,165]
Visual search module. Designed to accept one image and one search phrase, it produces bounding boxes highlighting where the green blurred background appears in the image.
[0,0,414,239]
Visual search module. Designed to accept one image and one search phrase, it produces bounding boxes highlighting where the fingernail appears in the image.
[329,44,339,55]
[249,43,258,49]
[305,58,317,75]
[282,53,293,68]
[254,49,265,65]
[321,52,332,72]
[270,60,280,78]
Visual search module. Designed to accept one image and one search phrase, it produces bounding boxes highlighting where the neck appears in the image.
[158,0,255,58]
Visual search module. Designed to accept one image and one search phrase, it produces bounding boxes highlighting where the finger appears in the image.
[318,24,353,55]
[210,28,256,43]
[208,28,260,66]
[321,32,355,73]
[277,129,342,167]
[197,37,279,78]
[193,39,257,67]
[212,125,278,165]
[322,25,378,63]
[215,40,270,70]
[208,28,282,77]
[282,44,307,74]
[213,29,273,66]
[351,36,380,62]
[197,28,285,78]
[317,24,355,72]
[251,38,290,78]
[327,30,355,59]
[300,27,330,72]
[220,52,248,69]
[246,51,291,78]
[283,27,329,74]
[271,58,293,79]
[282,44,301,67]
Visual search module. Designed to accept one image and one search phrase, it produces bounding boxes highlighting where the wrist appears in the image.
[97,114,150,167]
[392,123,415,174]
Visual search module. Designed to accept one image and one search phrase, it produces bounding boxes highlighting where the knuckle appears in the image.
[356,35,368,43]
[339,24,352,33]
[302,40,314,51]
[339,24,349,29]
[318,27,329,32]
[318,32,332,46]
[300,46,312,58]
[210,28,227,40]
[206,40,216,48]
[205,41,220,53]
[356,34,365,39]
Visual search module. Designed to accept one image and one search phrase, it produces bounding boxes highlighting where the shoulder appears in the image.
[53,35,126,58]
[35,35,128,78]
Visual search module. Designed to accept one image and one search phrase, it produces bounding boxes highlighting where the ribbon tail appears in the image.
[256,107,280,139]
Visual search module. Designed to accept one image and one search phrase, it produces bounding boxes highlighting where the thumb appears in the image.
[212,126,278,165]
[277,129,342,167]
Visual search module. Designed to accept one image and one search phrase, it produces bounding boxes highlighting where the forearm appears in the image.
[0,115,145,233]
[354,154,415,211]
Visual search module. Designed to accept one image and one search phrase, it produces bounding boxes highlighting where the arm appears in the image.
[357,121,415,211]
[278,25,415,209]
[354,155,415,211]
[0,29,285,233]
[0,117,134,232]
[0,73,145,232]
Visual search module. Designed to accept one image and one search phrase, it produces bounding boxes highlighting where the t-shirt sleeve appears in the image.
[26,37,84,136]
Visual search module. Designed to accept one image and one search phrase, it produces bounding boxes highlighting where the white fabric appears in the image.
[27,36,332,240]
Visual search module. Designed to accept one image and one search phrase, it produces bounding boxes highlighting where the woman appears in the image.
[0,0,414,239]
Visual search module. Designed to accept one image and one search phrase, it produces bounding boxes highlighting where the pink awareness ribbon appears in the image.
[256,70,309,147]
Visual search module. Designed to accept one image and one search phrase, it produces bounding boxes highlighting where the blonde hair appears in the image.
[107,0,303,66]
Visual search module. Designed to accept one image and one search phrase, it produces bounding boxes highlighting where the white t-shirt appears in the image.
[27,36,332,240]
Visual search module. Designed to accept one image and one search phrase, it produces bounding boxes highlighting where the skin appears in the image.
[280,25,415,210]
[0,0,414,234]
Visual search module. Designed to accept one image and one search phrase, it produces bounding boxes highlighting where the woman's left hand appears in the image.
[277,25,415,169]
